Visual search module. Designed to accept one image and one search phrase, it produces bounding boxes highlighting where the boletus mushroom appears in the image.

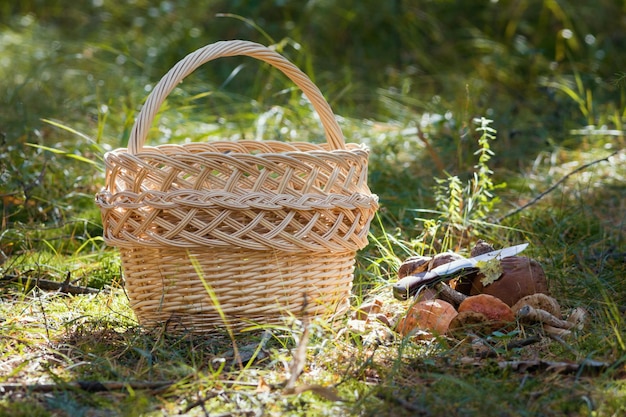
[455,294,515,332]
[429,252,467,270]
[396,299,458,337]
[448,311,493,336]
[512,293,561,318]
[469,256,549,306]
[398,255,432,279]
[430,252,477,295]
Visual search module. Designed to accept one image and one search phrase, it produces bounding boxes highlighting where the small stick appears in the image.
[284,294,310,392]
[498,150,619,222]
[460,336,544,364]
[1,274,100,295]
[473,335,542,359]
[434,282,467,307]
[416,129,445,173]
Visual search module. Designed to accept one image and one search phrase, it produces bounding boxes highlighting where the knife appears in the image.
[392,243,529,301]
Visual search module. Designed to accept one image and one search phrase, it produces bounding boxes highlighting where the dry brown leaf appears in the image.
[256,376,270,393]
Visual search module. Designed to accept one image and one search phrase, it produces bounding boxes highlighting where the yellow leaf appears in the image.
[477,258,503,286]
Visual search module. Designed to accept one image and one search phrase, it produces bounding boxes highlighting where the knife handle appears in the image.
[392,267,479,301]
[392,271,435,300]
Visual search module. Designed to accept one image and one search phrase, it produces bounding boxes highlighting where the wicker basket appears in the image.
[96,40,378,332]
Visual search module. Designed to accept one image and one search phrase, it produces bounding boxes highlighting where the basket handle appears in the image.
[128,40,346,154]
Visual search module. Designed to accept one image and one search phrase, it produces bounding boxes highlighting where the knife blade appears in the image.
[392,243,529,301]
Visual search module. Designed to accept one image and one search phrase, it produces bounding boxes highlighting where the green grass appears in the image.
[1,1,626,416]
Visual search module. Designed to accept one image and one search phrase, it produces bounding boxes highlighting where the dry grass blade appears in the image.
[284,296,310,392]
[281,296,347,402]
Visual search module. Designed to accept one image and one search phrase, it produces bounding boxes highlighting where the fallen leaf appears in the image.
[256,376,270,393]
[477,258,503,286]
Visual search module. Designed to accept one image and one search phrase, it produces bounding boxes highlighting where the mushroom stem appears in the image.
[542,325,573,337]
[434,282,467,307]
[516,305,575,330]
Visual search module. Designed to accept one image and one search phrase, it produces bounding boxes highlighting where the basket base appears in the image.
[120,247,355,332]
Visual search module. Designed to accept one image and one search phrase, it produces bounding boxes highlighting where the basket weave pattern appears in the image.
[96,41,378,331]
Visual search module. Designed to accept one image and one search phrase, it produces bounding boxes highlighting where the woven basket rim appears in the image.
[104,140,370,158]
[97,188,378,209]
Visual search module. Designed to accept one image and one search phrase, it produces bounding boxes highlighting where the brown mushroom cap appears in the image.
[448,311,492,336]
[398,255,432,279]
[415,286,439,302]
[426,252,477,295]
[396,299,458,336]
[512,293,561,318]
[470,257,549,306]
[470,240,496,257]
[458,294,515,326]
[429,252,467,270]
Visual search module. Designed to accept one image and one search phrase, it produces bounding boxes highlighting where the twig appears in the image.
[182,386,265,416]
[59,271,72,293]
[434,282,467,307]
[476,335,542,359]
[0,380,173,393]
[416,129,445,173]
[1,274,100,295]
[284,294,310,392]
[38,289,50,341]
[546,332,579,355]
[498,150,619,222]
[183,390,221,414]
